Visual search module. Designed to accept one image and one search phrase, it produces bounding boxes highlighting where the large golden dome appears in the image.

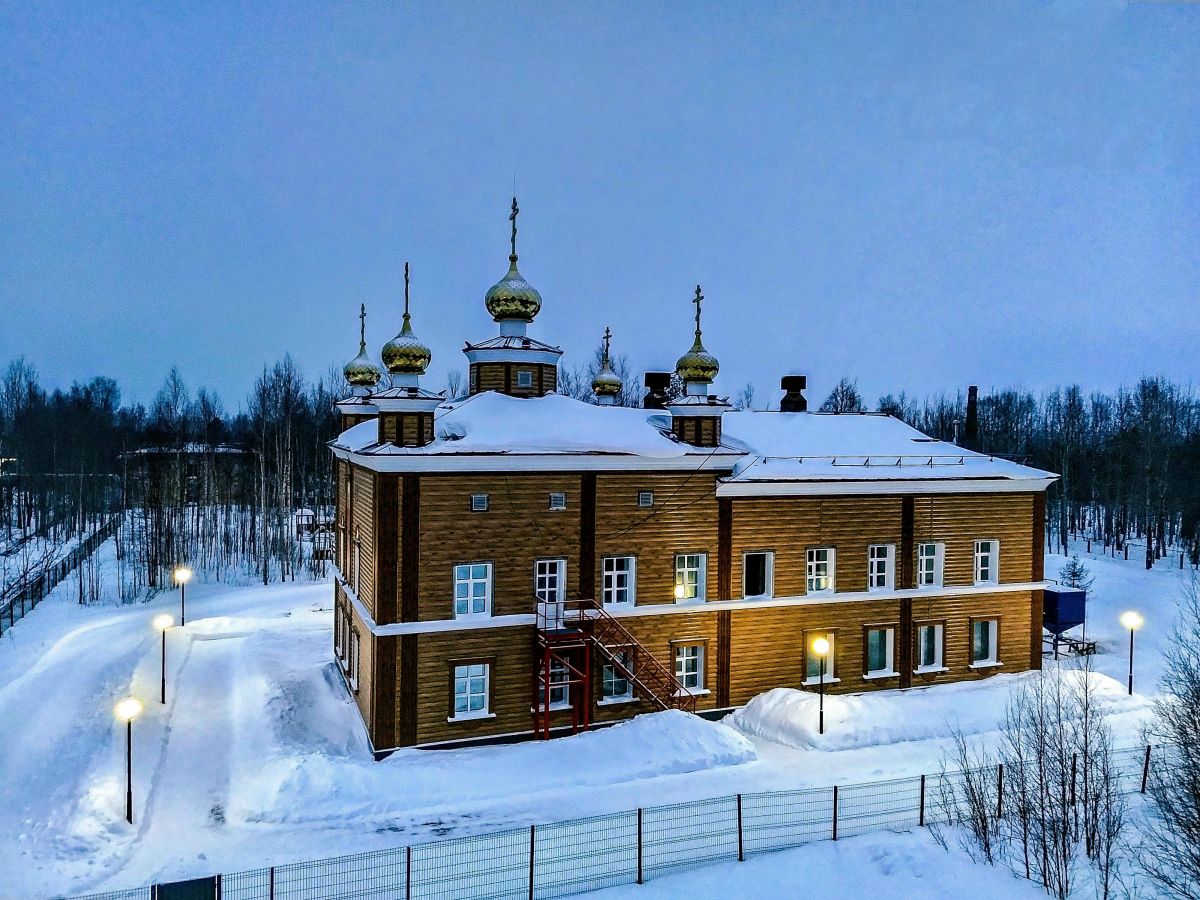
[381,262,433,376]
[592,327,622,399]
[485,256,542,323]
[344,304,383,388]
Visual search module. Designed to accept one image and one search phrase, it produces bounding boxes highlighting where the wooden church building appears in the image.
[329,200,1056,754]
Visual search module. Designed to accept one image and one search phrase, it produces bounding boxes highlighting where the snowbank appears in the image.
[725,670,1149,752]
[237,710,757,826]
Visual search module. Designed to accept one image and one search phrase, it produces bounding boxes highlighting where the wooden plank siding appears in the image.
[913,493,1035,586]
[350,465,377,619]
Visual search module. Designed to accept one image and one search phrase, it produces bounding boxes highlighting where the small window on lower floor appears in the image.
[674,644,704,692]
[470,493,490,512]
[516,369,534,388]
[348,630,361,691]
[602,652,634,701]
[864,626,896,677]
[637,491,654,508]
[916,623,945,671]
[537,658,571,710]
[805,632,836,683]
[548,492,567,511]
[971,619,999,666]
[453,662,490,719]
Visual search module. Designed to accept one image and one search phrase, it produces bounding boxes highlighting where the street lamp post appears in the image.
[114,697,143,824]
[812,636,830,735]
[173,566,192,625]
[1120,611,1144,695]
[153,614,173,704]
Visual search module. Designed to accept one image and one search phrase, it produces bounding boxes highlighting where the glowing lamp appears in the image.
[674,583,687,600]
[1120,611,1144,631]
[114,697,143,722]
[173,566,193,585]
[812,636,830,656]
[153,614,173,631]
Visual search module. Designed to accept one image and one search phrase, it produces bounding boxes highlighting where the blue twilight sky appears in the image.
[1,1,1197,410]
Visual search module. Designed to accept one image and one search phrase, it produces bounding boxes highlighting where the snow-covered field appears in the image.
[0,539,1191,899]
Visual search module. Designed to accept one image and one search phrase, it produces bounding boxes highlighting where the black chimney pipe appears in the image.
[780,376,808,412]
[964,385,979,449]
[643,372,671,410]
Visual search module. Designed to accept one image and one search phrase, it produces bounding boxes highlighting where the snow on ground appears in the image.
[0,537,1192,898]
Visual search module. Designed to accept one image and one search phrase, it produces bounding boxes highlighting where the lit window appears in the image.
[454,563,492,617]
[805,632,836,683]
[637,491,654,508]
[538,658,571,710]
[674,553,706,602]
[453,663,490,719]
[974,540,1000,585]
[535,558,565,603]
[602,556,636,607]
[516,370,534,388]
[674,645,704,691]
[916,623,944,671]
[971,619,999,666]
[917,543,944,588]
[865,626,895,677]
[470,494,490,512]
[867,545,894,591]
[743,551,774,599]
[806,547,835,594]
[548,492,567,511]
[602,652,633,701]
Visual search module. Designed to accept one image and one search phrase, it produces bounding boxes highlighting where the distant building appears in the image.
[329,201,1056,755]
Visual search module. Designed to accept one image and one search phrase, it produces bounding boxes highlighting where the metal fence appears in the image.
[1,516,119,637]
[62,743,1162,900]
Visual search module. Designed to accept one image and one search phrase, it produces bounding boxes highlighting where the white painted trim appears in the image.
[329,445,739,473]
[338,575,1049,636]
[716,477,1057,497]
[863,670,900,680]
[372,397,442,413]
[802,676,841,686]
[914,665,950,675]
[447,711,497,723]
[596,695,639,707]
[969,660,1004,670]
[464,347,562,365]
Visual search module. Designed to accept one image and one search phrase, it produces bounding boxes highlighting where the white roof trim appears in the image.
[464,348,563,365]
[330,444,739,473]
[716,477,1057,497]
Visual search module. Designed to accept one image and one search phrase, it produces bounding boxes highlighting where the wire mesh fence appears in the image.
[61,741,1163,900]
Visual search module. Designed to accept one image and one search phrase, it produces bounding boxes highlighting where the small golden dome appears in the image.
[485,257,543,323]
[381,262,433,376]
[675,285,719,384]
[344,304,382,388]
[592,326,622,398]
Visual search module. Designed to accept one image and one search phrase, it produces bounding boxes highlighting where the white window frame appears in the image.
[351,528,362,593]
[637,491,654,508]
[451,662,491,721]
[470,493,490,512]
[334,605,346,661]
[674,644,704,692]
[548,492,567,511]
[806,547,835,595]
[915,623,945,673]
[742,550,775,599]
[348,630,361,691]
[804,631,837,685]
[974,539,1000,585]
[537,658,572,711]
[601,652,635,703]
[516,369,534,388]
[917,542,945,589]
[534,558,566,604]
[864,626,897,678]
[971,618,1000,667]
[454,562,493,618]
[601,556,636,607]
[674,553,707,603]
[867,544,895,592]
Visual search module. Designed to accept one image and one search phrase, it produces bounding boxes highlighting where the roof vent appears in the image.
[780,376,808,412]
[643,372,671,410]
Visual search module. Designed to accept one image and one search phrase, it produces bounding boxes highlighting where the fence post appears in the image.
[405,847,412,900]
[528,824,536,900]
[996,763,1004,819]
[736,793,744,862]
[832,786,839,841]
[636,808,644,884]
[269,866,275,900]
[1142,744,1152,793]
[919,774,926,827]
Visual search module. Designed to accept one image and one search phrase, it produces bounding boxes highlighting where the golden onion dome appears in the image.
[485,256,543,323]
[381,262,433,376]
[344,304,383,388]
[592,326,622,398]
[674,284,719,384]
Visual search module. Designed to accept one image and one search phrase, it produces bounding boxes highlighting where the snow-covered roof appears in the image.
[330,392,1056,490]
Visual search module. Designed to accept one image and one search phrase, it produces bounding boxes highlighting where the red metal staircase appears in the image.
[534,599,696,738]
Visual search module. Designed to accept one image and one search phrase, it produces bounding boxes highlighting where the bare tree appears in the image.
[819,377,864,413]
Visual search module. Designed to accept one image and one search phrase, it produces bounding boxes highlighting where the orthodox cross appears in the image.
[602,326,612,365]
[358,303,367,350]
[509,196,519,259]
[403,261,411,320]
[693,284,704,336]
